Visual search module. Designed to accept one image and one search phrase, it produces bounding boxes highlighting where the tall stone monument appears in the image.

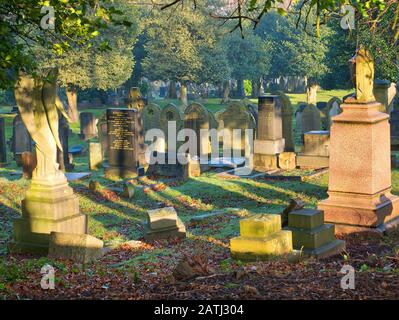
[12,69,88,254]
[253,96,285,171]
[318,47,399,234]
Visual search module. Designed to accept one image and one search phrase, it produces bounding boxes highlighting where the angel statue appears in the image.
[14,68,70,183]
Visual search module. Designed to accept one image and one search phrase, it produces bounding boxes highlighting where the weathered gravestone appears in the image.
[141,103,165,153]
[97,113,108,158]
[184,103,212,159]
[317,102,329,130]
[144,207,186,240]
[297,131,330,169]
[295,103,307,137]
[373,79,397,113]
[253,96,285,171]
[160,103,184,154]
[57,115,74,171]
[79,112,98,140]
[0,117,7,166]
[274,92,294,152]
[318,47,399,234]
[220,101,256,157]
[326,97,342,129]
[89,142,103,171]
[105,108,146,178]
[11,114,33,166]
[230,214,292,261]
[301,104,321,136]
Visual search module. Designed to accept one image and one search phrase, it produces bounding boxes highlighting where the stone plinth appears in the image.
[297,131,329,169]
[278,152,296,170]
[11,177,88,255]
[144,207,186,240]
[230,214,292,261]
[254,96,285,171]
[285,209,345,259]
[318,101,399,233]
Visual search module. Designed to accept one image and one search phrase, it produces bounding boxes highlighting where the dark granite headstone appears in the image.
[79,112,97,140]
[57,116,74,171]
[105,108,146,178]
[12,114,33,166]
[0,117,6,166]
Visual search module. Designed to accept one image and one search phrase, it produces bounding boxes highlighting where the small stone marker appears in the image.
[79,112,98,140]
[230,214,292,261]
[285,209,345,259]
[144,207,186,240]
[48,232,104,264]
[278,152,296,170]
[89,142,103,170]
[122,183,135,199]
[297,131,329,169]
[21,151,36,179]
[12,114,33,166]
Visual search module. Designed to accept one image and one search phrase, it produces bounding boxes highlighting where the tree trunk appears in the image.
[66,84,78,123]
[251,79,259,98]
[221,81,230,104]
[237,79,245,98]
[168,81,177,99]
[180,82,188,106]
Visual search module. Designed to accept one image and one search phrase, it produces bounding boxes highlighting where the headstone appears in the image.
[105,108,146,178]
[373,79,396,113]
[253,96,285,171]
[220,102,256,156]
[295,103,307,137]
[79,112,98,140]
[317,102,329,130]
[48,232,103,263]
[274,92,294,152]
[326,97,342,128]
[230,214,292,261]
[143,207,186,240]
[57,116,74,171]
[89,142,103,171]
[142,103,165,153]
[184,103,212,159]
[160,103,184,154]
[301,104,321,136]
[286,209,345,259]
[12,114,33,166]
[318,47,399,234]
[97,113,108,158]
[21,151,36,179]
[297,131,330,169]
[0,117,7,166]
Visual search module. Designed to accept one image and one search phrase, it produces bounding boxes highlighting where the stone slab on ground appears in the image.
[48,232,104,263]
[147,207,178,230]
[65,172,92,182]
[144,217,186,240]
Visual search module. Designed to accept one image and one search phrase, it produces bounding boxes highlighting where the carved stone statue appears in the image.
[347,46,375,103]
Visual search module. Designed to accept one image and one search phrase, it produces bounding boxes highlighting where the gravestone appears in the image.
[230,214,292,261]
[274,92,294,152]
[160,103,184,154]
[285,209,345,259]
[79,112,98,140]
[184,103,212,159]
[97,113,108,158]
[318,47,399,234]
[301,104,321,136]
[57,116,74,171]
[297,131,330,169]
[89,142,103,171]
[220,101,256,156]
[105,108,146,178]
[326,97,342,128]
[253,96,285,171]
[0,117,7,166]
[294,103,307,137]
[12,114,33,166]
[143,207,186,240]
[373,79,396,113]
[317,102,329,130]
[141,103,165,153]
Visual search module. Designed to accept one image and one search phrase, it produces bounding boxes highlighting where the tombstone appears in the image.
[57,116,74,172]
[89,142,103,171]
[301,104,321,136]
[253,96,285,171]
[143,207,186,240]
[297,131,329,169]
[160,103,184,154]
[318,47,399,234]
[141,103,165,153]
[183,103,212,159]
[79,112,98,140]
[373,79,397,113]
[326,97,342,128]
[0,117,7,166]
[97,113,108,158]
[220,102,256,156]
[286,209,345,259]
[104,108,146,178]
[274,92,294,151]
[230,214,292,261]
[317,102,329,130]
[12,114,33,166]
[295,103,307,137]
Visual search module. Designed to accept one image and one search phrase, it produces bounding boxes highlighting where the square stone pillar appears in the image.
[318,101,399,234]
[254,96,285,171]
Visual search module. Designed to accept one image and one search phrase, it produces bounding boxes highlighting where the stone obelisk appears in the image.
[318,47,399,234]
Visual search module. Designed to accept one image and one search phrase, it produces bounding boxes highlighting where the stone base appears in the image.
[253,154,278,171]
[297,240,346,259]
[296,154,329,169]
[11,179,88,255]
[144,217,186,240]
[278,152,296,170]
[289,224,335,250]
[230,230,292,261]
[333,216,399,235]
[318,190,399,229]
[254,139,285,155]
[105,166,138,179]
